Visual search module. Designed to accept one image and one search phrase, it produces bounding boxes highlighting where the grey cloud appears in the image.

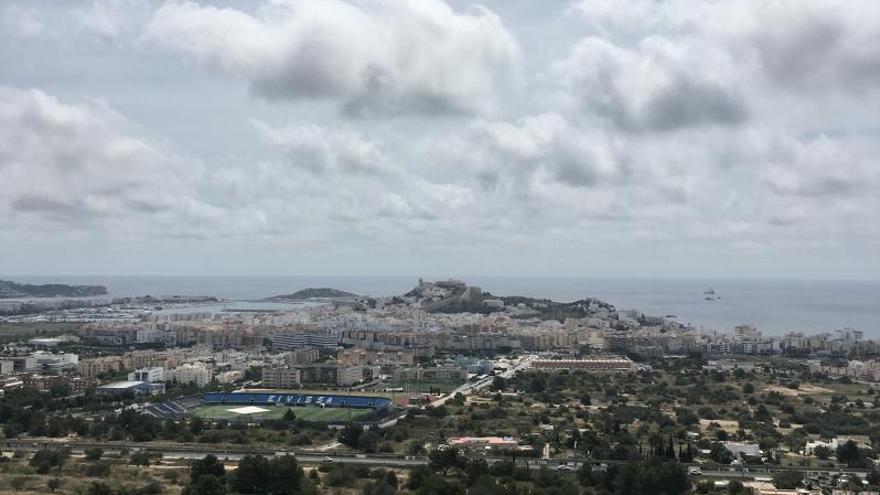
[571,0,880,93]
[747,2,880,92]
[143,0,521,117]
[12,195,77,214]
[642,78,748,131]
[554,156,598,187]
[556,37,748,132]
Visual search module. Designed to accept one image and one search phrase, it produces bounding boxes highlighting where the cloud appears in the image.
[761,134,880,198]
[0,86,210,233]
[75,0,153,41]
[142,0,521,117]
[252,121,388,176]
[570,0,880,93]
[553,36,748,132]
[472,113,630,189]
[2,1,880,277]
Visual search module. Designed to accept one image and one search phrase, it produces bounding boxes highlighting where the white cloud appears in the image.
[0,86,211,234]
[570,0,880,93]
[142,0,521,116]
[252,120,388,176]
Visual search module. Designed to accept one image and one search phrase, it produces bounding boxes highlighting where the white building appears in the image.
[30,352,78,372]
[128,367,165,383]
[215,370,244,384]
[171,363,212,387]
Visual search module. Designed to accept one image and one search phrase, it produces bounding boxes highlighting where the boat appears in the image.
[704,288,715,295]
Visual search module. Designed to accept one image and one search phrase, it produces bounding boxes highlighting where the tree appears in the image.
[185,475,227,495]
[772,471,804,489]
[283,408,297,422]
[190,454,226,483]
[190,416,206,435]
[267,455,304,495]
[709,443,734,464]
[339,424,363,449]
[227,454,306,495]
[47,478,62,493]
[728,480,744,495]
[130,451,152,468]
[491,376,507,392]
[427,405,449,418]
[358,431,380,453]
[429,447,464,475]
[84,482,115,495]
[612,459,689,495]
[577,462,594,487]
[836,440,866,467]
[813,445,832,460]
[866,469,880,486]
[30,449,68,474]
[84,447,104,461]
[465,459,489,485]
[229,455,271,494]
[85,462,112,477]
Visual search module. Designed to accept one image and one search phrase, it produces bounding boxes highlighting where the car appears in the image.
[556,464,573,472]
[687,467,703,475]
[322,457,334,463]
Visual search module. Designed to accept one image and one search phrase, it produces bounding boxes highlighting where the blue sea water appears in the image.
[7,275,880,337]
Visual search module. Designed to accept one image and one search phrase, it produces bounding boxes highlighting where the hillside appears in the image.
[0,279,108,299]
[400,279,618,321]
[264,288,359,301]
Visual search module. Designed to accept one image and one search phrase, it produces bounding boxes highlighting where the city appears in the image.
[0,278,878,494]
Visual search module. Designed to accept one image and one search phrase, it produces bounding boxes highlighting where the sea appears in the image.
[7,276,880,338]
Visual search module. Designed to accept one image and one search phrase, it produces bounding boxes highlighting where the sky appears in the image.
[1,0,879,279]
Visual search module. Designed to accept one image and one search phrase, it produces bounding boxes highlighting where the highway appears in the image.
[2,439,868,480]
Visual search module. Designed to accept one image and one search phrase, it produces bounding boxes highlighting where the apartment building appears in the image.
[262,367,301,388]
[171,363,212,387]
[128,367,165,383]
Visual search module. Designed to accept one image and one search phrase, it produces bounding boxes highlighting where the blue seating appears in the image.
[201,392,391,409]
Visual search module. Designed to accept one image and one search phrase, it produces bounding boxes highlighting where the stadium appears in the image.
[146,392,393,424]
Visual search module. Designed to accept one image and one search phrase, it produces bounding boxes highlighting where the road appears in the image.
[3,439,867,481]
[431,354,537,407]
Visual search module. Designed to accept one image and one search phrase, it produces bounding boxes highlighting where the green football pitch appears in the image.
[189,404,371,422]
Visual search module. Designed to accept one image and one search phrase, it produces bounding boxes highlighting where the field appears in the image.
[189,404,371,422]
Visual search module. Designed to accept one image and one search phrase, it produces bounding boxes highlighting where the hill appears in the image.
[400,279,618,321]
[0,279,108,299]
[264,288,359,301]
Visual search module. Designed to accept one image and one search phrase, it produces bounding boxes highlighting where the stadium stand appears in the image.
[144,395,203,420]
[201,392,392,409]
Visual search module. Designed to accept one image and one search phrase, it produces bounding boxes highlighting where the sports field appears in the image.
[189,404,370,422]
